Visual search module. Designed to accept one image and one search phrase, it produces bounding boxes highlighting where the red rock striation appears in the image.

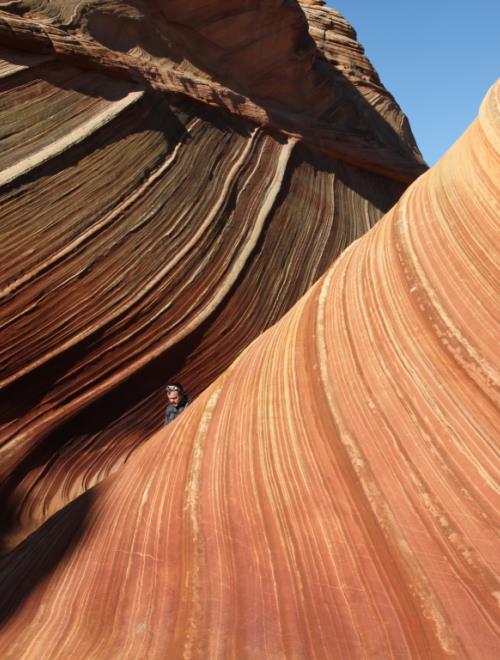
[300,0,421,159]
[0,0,425,180]
[7,5,497,657]
[0,0,424,550]
[0,78,498,658]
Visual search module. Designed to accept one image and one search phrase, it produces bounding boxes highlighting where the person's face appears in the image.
[167,389,182,405]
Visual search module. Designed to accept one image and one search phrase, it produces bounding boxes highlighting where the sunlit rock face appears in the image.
[0,78,498,658]
[0,0,425,549]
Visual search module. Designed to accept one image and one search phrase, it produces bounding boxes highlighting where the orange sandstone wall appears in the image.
[0,1,423,549]
[0,82,498,658]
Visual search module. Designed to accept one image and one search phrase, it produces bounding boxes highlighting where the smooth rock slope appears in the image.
[0,0,424,550]
[0,68,498,660]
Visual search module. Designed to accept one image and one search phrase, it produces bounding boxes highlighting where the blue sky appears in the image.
[325,1,499,165]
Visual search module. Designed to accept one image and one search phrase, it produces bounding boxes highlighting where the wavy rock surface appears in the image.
[0,0,425,179]
[0,1,424,549]
[0,80,498,659]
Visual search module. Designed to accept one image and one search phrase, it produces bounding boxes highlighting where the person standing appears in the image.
[164,383,190,425]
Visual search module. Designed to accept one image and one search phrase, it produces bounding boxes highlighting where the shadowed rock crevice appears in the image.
[0,488,94,616]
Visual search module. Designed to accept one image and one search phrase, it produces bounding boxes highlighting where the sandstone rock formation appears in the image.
[0,0,425,551]
[0,75,498,658]
[5,2,497,658]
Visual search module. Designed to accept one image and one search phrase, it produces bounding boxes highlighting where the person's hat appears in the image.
[166,382,184,393]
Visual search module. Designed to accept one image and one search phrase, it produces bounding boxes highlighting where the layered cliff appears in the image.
[0,76,498,659]
[0,0,425,550]
[0,0,424,178]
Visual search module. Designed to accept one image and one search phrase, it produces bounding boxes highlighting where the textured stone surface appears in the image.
[0,80,498,659]
[0,0,423,550]
[0,1,425,179]
[300,0,420,153]
[4,2,498,657]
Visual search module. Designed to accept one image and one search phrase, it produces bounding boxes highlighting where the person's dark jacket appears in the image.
[164,398,190,425]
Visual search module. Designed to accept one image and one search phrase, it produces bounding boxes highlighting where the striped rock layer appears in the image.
[0,79,498,659]
[0,1,424,550]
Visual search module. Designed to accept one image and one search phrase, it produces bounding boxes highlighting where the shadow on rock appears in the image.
[0,487,94,626]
